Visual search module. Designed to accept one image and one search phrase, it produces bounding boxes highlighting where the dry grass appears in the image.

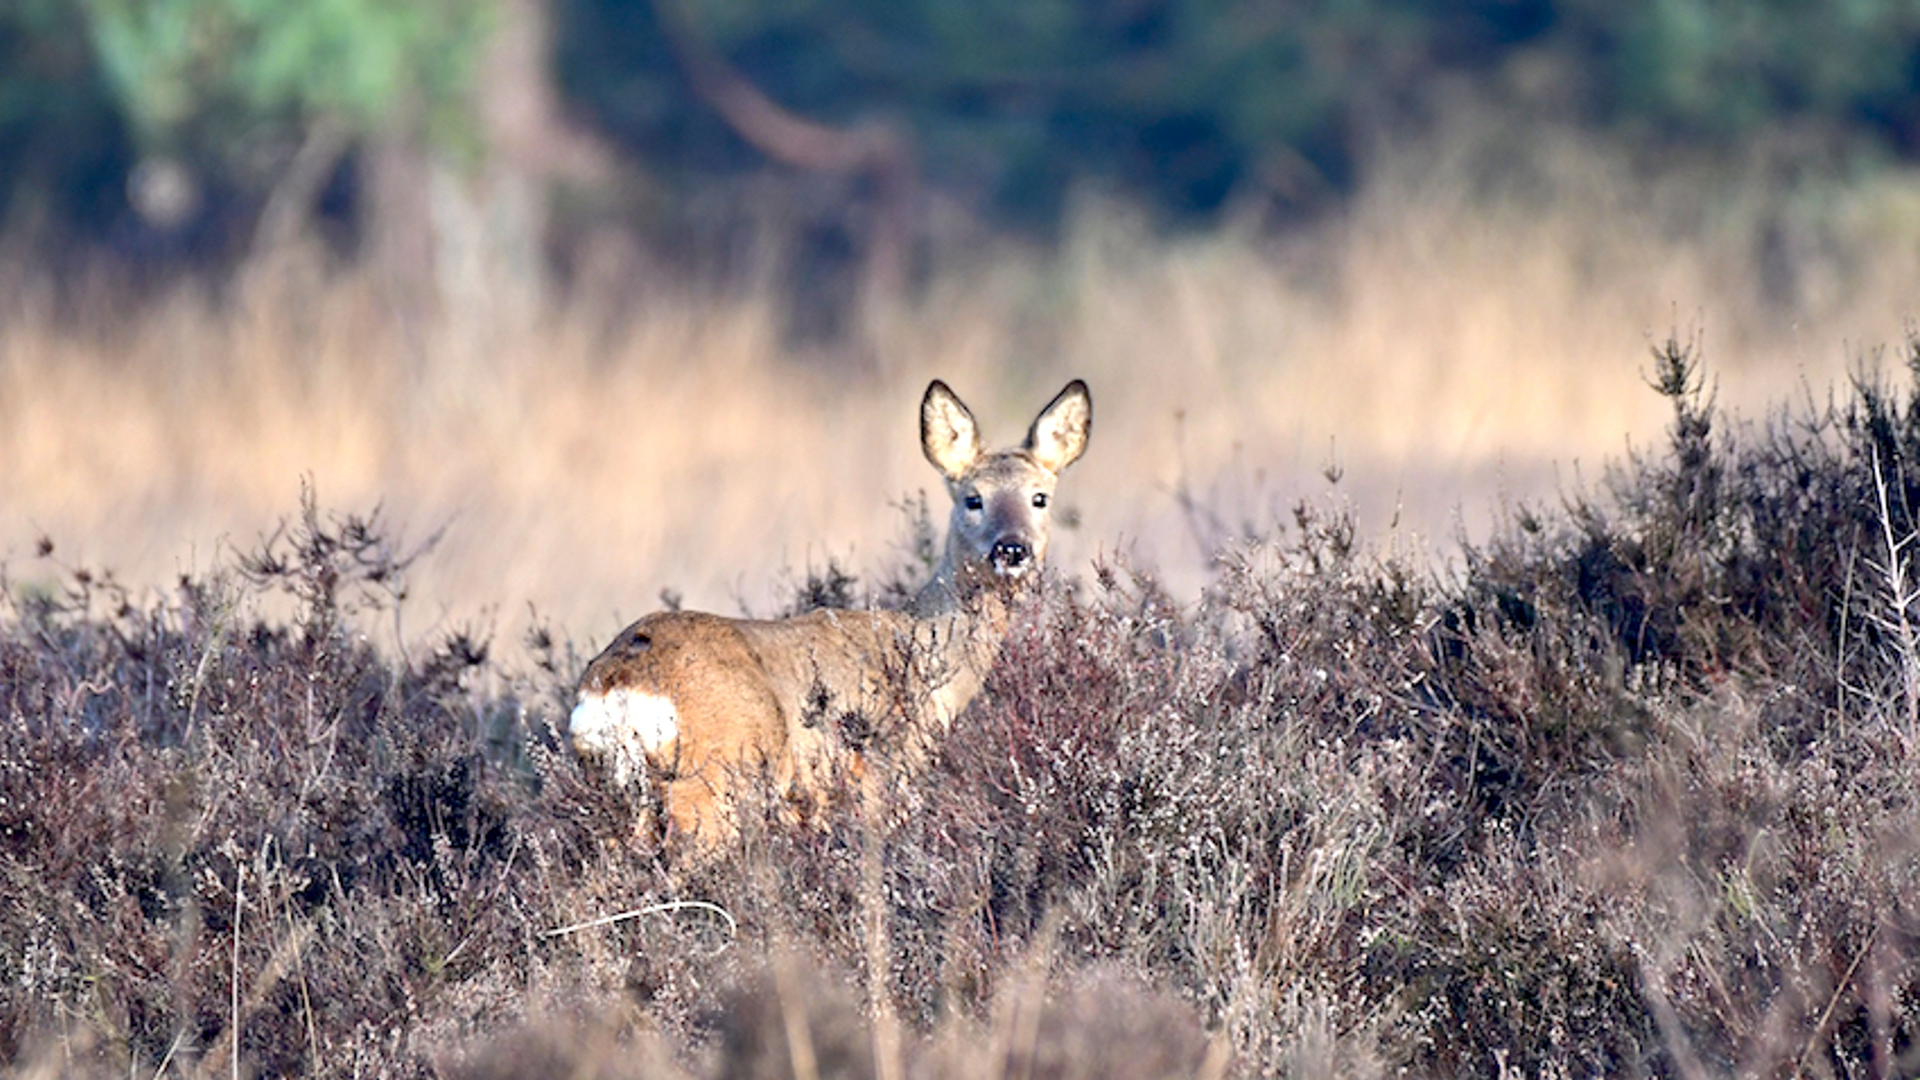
[6,123,1920,652]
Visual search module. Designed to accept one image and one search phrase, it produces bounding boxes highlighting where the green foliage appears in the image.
[11,0,1920,256]
[80,0,492,148]
[1566,0,1920,140]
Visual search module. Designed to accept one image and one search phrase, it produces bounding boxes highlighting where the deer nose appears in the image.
[991,538,1032,573]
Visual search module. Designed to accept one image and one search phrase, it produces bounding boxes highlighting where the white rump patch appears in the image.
[568,688,679,786]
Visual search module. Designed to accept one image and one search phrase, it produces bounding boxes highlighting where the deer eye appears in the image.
[964,493,984,512]
[1031,492,1049,509]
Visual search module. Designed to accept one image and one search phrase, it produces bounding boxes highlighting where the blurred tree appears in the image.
[83,0,486,141]
[556,0,1566,231]
[0,0,132,249]
[6,0,1920,302]
[78,0,492,259]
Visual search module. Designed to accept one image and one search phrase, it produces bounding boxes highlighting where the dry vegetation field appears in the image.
[4,128,1920,1077]
[9,129,1920,645]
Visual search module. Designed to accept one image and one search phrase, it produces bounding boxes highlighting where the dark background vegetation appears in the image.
[3,335,1918,1076]
[8,0,1920,277]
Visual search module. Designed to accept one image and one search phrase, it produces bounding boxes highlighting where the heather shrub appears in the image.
[843,333,1919,1074]
[0,499,616,1077]
[4,333,1920,1077]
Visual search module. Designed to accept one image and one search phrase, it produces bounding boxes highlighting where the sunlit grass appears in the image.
[5,124,1920,649]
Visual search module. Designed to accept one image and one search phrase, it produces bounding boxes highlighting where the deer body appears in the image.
[569,380,1091,843]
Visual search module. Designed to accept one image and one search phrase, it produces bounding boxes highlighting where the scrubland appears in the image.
[4,329,1920,1077]
[5,128,1920,1076]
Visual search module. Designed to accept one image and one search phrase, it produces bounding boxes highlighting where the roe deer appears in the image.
[568,379,1092,845]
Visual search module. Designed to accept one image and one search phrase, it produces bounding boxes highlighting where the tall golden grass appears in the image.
[6,125,1920,647]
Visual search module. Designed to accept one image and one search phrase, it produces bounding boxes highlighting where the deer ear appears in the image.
[1025,380,1091,474]
[921,380,982,481]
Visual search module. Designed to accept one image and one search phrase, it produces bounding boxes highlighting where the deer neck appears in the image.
[907,549,1018,642]
[879,548,1018,744]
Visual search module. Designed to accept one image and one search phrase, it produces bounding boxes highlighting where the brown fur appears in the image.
[569,379,1092,845]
